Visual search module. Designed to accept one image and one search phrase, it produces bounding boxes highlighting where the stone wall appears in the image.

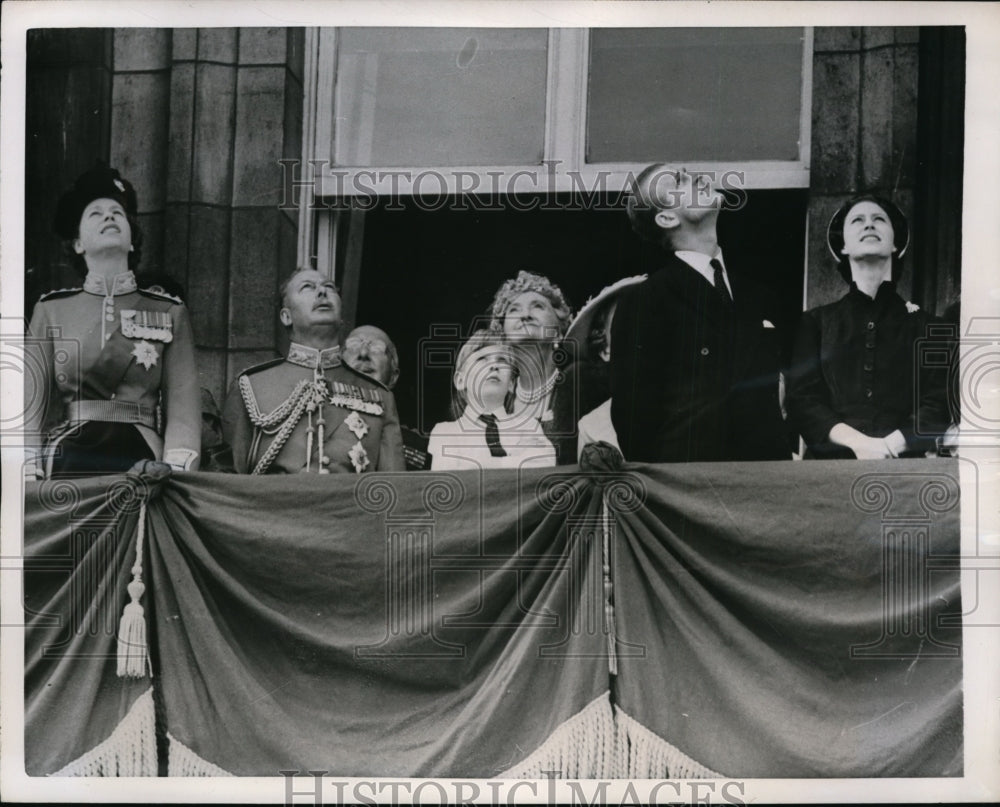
[808,27,921,309]
[25,30,114,300]
[25,27,304,406]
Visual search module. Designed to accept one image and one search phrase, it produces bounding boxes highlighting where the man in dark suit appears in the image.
[610,164,790,463]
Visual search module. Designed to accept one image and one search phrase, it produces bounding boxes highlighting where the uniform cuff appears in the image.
[163,448,199,471]
[23,448,43,480]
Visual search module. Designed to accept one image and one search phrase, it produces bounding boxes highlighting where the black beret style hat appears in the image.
[54,163,138,240]
[826,194,910,284]
[826,194,910,262]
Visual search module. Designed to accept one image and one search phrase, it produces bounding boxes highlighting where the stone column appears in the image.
[109,27,307,405]
[25,30,114,309]
[808,27,920,309]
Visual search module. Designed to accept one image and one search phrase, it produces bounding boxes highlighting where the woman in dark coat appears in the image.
[786,195,953,459]
[24,164,201,478]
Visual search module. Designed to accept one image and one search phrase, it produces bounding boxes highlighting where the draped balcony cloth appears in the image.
[24,460,963,778]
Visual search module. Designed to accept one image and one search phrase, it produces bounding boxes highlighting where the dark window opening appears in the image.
[354,190,807,433]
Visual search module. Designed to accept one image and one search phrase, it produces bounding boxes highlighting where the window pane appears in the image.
[335,28,548,167]
[587,28,804,163]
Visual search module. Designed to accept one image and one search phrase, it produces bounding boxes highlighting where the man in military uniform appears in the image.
[223,269,405,474]
[343,325,400,390]
[343,324,430,471]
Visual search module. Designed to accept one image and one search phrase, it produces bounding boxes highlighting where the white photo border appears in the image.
[2,1,998,803]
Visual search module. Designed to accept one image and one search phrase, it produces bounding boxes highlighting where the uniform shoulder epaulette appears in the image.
[240,357,285,377]
[37,287,82,302]
[341,360,391,391]
[139,288,184,305]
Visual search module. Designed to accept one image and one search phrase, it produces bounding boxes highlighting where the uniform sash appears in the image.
[80,328,144,400]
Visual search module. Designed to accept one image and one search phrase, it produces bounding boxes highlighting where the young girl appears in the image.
[427,331,555,471]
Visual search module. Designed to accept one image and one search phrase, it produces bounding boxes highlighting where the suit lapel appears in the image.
[663,252,731,329]
[727,269,771,378]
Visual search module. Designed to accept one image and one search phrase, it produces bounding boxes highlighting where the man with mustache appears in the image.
[342,325,400,390]
[222,268,404,474]
[610,164,790,463]
[343,323,432,470]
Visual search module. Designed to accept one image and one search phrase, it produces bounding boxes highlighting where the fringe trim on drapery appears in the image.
[167,733,234,776]
[52,687,157,776]
[48,694,716,778]
[500,691,617,778]
[499,695,722,779]
[614,707,722,779]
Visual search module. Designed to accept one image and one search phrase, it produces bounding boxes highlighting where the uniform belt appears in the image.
[65,400,157,429]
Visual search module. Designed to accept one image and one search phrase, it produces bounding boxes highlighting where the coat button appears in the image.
[700,347,710,356]
[867,321,875,330]
[865,388,873,398]
[864,363,873,371]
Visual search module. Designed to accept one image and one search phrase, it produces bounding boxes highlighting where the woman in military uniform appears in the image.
[24,164,201,478]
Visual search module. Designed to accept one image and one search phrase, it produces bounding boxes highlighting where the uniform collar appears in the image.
[83,270,137,297]
[287,342,342,370]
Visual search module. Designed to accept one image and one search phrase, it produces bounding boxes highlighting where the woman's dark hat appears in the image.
[826,194,910,262]
[54,163,138,240]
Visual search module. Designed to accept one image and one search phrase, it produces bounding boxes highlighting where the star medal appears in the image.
[348,441,370,473]
[132,340,159,370]
[345,411,369,440]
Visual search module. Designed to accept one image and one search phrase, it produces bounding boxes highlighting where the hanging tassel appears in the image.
[602,491,618,676]
[117,501,151,678]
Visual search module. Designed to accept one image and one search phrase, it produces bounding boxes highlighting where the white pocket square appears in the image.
[762,319,775,329]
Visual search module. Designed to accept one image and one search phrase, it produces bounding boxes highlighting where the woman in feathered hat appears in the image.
[785,194,953,459]
[487,270,573,454]
[24,164,201,477]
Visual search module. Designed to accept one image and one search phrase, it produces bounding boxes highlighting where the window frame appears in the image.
[297,26,813,286]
